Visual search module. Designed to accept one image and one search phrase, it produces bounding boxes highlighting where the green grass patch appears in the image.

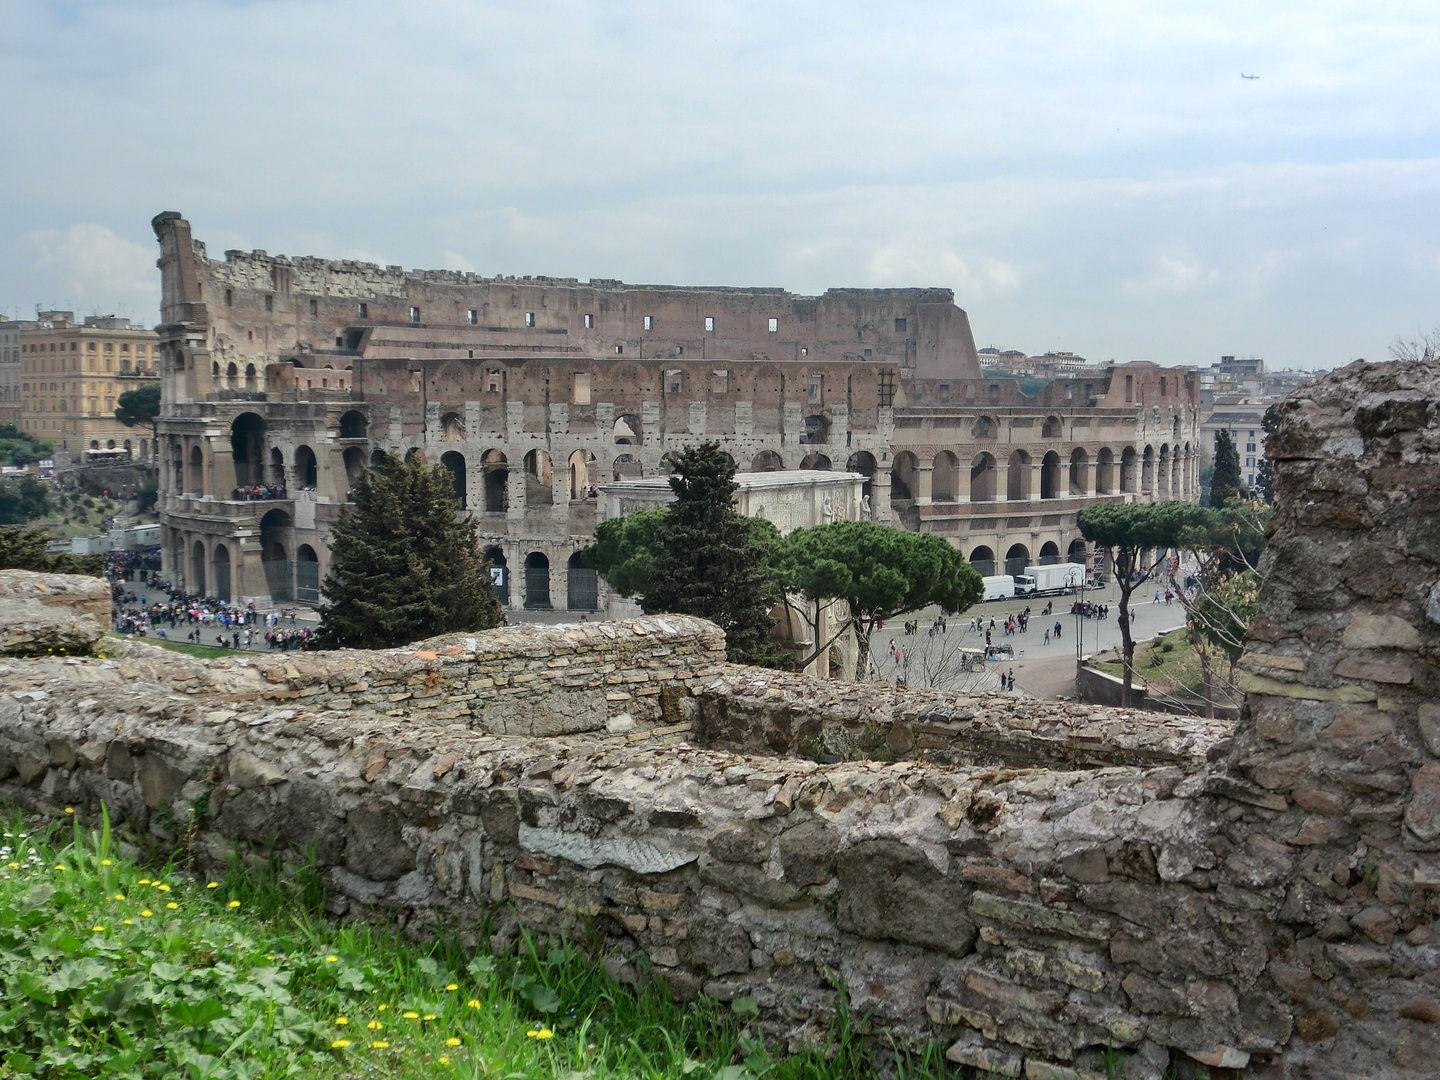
[0,809,949,1080]
[104,633,238,660]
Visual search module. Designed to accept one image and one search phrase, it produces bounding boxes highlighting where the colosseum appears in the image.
[150,211,1200,610]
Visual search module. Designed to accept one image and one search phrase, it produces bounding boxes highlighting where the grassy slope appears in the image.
[0,810,949,1080]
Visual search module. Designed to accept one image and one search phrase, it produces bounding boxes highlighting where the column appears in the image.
[916,463,933,505]
[992,462,1008,503]
[1030,461,1043,502]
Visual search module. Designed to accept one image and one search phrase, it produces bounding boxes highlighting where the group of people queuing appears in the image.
[1071,600,1111,619]
[901,615,948,636]
[230,484,287,501]
[107,571,311,652]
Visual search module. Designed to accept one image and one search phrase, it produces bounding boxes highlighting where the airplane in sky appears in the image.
[1241,73,1260,80]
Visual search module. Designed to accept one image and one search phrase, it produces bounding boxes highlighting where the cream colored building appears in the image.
[19,312,161,460]
[0,317,34,427]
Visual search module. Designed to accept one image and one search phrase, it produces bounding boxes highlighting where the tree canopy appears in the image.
[0,475,52,526]
[639,442,789,668]
[1251,403,1281,504]
[0,425,54,468]
[0,525,102,576]
[773,520,983,672]
[114,385,162,428]
[1209,429,1243,506]
[315,452,502,649]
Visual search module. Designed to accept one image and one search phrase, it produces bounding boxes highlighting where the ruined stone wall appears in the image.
[8,359,1440,1079]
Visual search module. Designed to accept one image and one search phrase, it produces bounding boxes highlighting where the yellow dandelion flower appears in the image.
[446,982,458,991]
[6,863,17,870]
[423,1013,436,1021]
[114,893,126,900]
[325,954,339,963]
[140,910,153,918]
[206,881,219,889]
[100,859,112,866]
[378,1003,388,1011]
[331,1038,351,1049]
[367,1020,383,1031]
[64,807,74,814]
[536,1028,554,1039]
[445,1037,461,1047]
[439,1056,451,1065]
[54,865,66,871]
[166,902,179,910]
[122,919,133,925]
[138,879,151,885]
[371,1040,389,1049]
[91,925,105,933]
[466,999,481,1009]
[334,1017,348,1026]
[227,900,241,908]
[402,1011,419,1020]
[157,884,171,892]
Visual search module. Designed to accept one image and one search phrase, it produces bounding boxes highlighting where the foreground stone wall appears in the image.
[0,570,110,657]
[4,360,1440,1080]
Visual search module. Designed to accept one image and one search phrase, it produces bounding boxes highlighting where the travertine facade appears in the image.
[150,212,1198,610]
[7,358,1440,1077]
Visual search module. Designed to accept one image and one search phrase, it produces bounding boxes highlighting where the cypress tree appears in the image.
[642,442,790,667]
[315,452,502,649]
[1209,429,1244,507]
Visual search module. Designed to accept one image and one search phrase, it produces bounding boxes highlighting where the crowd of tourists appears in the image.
[230,483,287,501]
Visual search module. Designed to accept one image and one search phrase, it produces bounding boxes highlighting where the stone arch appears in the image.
[226,362,238,389]
[1120,446,1137,493]
[1039,540,1061,565]
[268,447,286,486]
[524,551,552,610]
[230,412,266,486]
[485,546,508,605]
[846,451,877,501]
[612,453,641,481]
[568,449,596,500]
[1040,450,1062,499]
[752,450,784,472]
[567,550,599,612]
[891,451,918,501]
[482,449,509,511]
[800,414,830,445]
[931,450,959,501]
[1004,543,1030,579]
[339,409,367,439]
[190,539,206,594]
[524,449,553,506]
[260,509,293,602]
[614,413,643,446]
[441,450,467,508]
[969,545,996,577]
[1096,447,1115,495]
[295,445,318,488]
[370,448,387,469]
[971,415,997,439]
[1068,537,1089,564]
[1069,447,1090,496]
[213,543,232,603]
[188,445,205,496]
[441,412,466,442]
[404,447,426,468]
[970,452,997,502]
[1157,444,1171,499]
[1141,445,1155,494]
[244,363,258,392]
[1007,449,1031,501]
[295,544,320,604]
[342,446,365,493]
[660,450,685,475]
[1042,415,1063,439]
[800,452,832,471]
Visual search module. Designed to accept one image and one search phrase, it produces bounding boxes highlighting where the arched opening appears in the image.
[800,414,830,445]
[1068,538,1089,565]
[970,452,997,502]
[567,550,598,611]
[524,449,553,506]
[1157,445,1171,499]
[225,363,238,390]
[482,450,509,511]
[213,544,232,603]
[971,415,997,439]
[1141,445,1155,494]
[1007,450,1030,501]
[1004,543,1030,579]
[717,451,736,472]
[441,412,465,442]
[370,448,387,470]
[969,545,996,577]
[295,545,320,605]
[1038,540,1061,565]
[568,450,596,500]
[269,447,286,486]
[342,446,365,493]
[1068,447,1089,496]
[752,450,784,472]
[1042,415,1062,439]
[799,452,832,471]
[244,364,258,392]
[1120,446,1137,493]
[188,445,205,496]
[890,451,918,501]
[230,413,266,486]
[660,451,684,475]
[441,450,467,508]
[295,445,318,488]
[191,540,206,595]
[613,414,642,446]
[929,451,957,501]
[485,547,509,605]
[404,447,426,468]
[524,551,551,609]
[845,451,877,502]
[612,453,641,481]
[1040,451,1062,499]
[1096,448,1115,495]
[260,509,293,602]
[339,410,367,439]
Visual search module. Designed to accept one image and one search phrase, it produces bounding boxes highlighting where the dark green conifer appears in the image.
[315,452,502,649]
[1209,429,1244,506]
[642,442,789,667]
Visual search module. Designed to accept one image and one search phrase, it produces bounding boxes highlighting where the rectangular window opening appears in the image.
[666,370,682,393]
[767,317,779,333]
[309,298,318,318]
[614,345,624,354]
[486,369,503,393]
[525,311,535,327]
[467,309,477,324]
[584,313,594,329]
[225,289,233,306]
[265,294,274,312]
[643,315,654,331]
[894,317,907,333]
[410,306,421,324]
[704,316,715,332]
[358,302,368,318]
[711,369,729,394]
[573,372,591,404]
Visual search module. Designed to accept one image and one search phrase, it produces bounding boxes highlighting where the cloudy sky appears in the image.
[2,0,1437,369]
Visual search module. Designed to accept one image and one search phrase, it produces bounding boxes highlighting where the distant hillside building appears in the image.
[150,212,1200,610]
[0,316,35,427]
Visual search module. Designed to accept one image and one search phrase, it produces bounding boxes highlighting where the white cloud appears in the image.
[1122,252,1222,300]
[22,224,159,321]
[440,250,477,273]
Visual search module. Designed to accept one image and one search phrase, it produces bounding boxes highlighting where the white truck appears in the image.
[1013,563,1086,597]
[980,575,1016,602]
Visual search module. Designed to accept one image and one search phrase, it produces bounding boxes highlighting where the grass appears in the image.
[1091,628,1240,710]
[0,807,955,1080]
[105,632,239,660]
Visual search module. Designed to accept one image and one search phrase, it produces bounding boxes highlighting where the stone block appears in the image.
[836,840,975,955]
[1341,613,1423,651]
[0,570,110,656]
[945,1040,1023,1076]
[1406,762,1440,842]
[1332,657,1413,685]
[971,890,1112,941]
